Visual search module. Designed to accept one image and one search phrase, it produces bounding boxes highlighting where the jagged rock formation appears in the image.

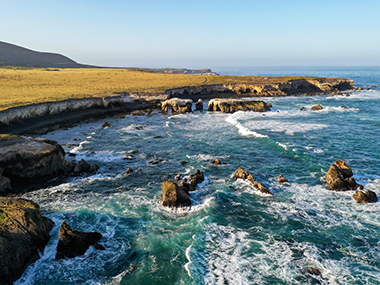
[161,181,191,207]
[325,160,362,191]
[353,190,378,204]
[161,170,204,208]
[161,98,193,113]
[0,197,54,284]
[56,220,104,260]
[233,168,273,195]
[208,99,272,113]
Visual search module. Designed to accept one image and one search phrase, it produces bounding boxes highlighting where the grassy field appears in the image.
[0,67,317,111]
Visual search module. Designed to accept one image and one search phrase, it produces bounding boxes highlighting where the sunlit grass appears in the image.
[0,67,319,111]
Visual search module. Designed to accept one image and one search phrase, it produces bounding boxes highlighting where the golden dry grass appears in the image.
[0,67,317,111]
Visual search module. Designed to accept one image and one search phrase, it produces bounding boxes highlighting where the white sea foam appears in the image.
[159,197,215,215]
[184,244,193,277]
[225,110,327,137]
[225,112,269,138]
[242,120,327,136]
[276,142,288,150]
[70,140,90,153]
[73,151,125,163]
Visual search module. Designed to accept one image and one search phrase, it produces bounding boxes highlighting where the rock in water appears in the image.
[353,190,378,203]
[0,197,54,284]
[195,99,203,110]
[56,220,104,260]
[208,98,272,113]
[305,268,321,276]
[325,160,362,191]
[278,175,289,183]
[233,168,273,195]
[161,98,193,113]
[211,159,222,165]
[160,180,191,208]
[311,104,323,110]
[0,135,68,194]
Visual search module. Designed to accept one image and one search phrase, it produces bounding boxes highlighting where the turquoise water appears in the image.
[17,67,380,284]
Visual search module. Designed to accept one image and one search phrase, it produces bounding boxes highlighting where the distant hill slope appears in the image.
[0,41,89,68]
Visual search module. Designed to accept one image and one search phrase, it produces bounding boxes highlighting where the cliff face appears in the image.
[166,78,354,98]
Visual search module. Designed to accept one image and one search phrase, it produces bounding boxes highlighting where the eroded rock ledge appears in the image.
[0,135,98,194]
[208,99,272,113]
[0,135,68,193]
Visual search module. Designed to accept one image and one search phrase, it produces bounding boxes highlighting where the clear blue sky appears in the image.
[1,0,380,68]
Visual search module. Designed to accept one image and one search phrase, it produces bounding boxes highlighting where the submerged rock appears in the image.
[162,98,193,113]
[101,121,112,128]
[56,220,104,260]
[0,197,54,284]
[208,98,272,113]
[325,160,362,191]
[353,190,378,203]
[233,168,273,195]
[305,268,321,276]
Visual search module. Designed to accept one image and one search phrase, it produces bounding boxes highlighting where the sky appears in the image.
[1,0,380,68]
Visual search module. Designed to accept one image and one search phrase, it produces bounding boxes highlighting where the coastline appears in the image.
[0,77,354,135]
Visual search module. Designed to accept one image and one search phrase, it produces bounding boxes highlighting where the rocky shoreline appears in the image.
[0,77,353,135]
[0,76,360,284]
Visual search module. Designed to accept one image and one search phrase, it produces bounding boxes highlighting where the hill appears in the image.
[0,41,89,68]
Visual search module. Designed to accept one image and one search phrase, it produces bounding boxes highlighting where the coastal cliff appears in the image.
[0,77,353,135]
[166,78,353,98]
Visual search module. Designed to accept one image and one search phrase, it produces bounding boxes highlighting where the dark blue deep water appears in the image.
[18,67,380,284]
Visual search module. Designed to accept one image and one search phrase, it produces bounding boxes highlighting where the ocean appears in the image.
[16,66,380,284]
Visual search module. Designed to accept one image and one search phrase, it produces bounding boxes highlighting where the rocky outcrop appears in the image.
[161,170,204,208]
[0,197,54,284]
[0,135,68,193]
[55,220,104,260]
[160,180,191,207]
[311,104,323,111]
[325,160,362,191]
[233,168,273,195]
[208,99,272,113]
[278,175,289,183]
[212,159,222,165]
[0,135,99,194]
[353,190,378,204]
[195,99,203,110]
[161,98,193,113]
[72,159,99,175]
